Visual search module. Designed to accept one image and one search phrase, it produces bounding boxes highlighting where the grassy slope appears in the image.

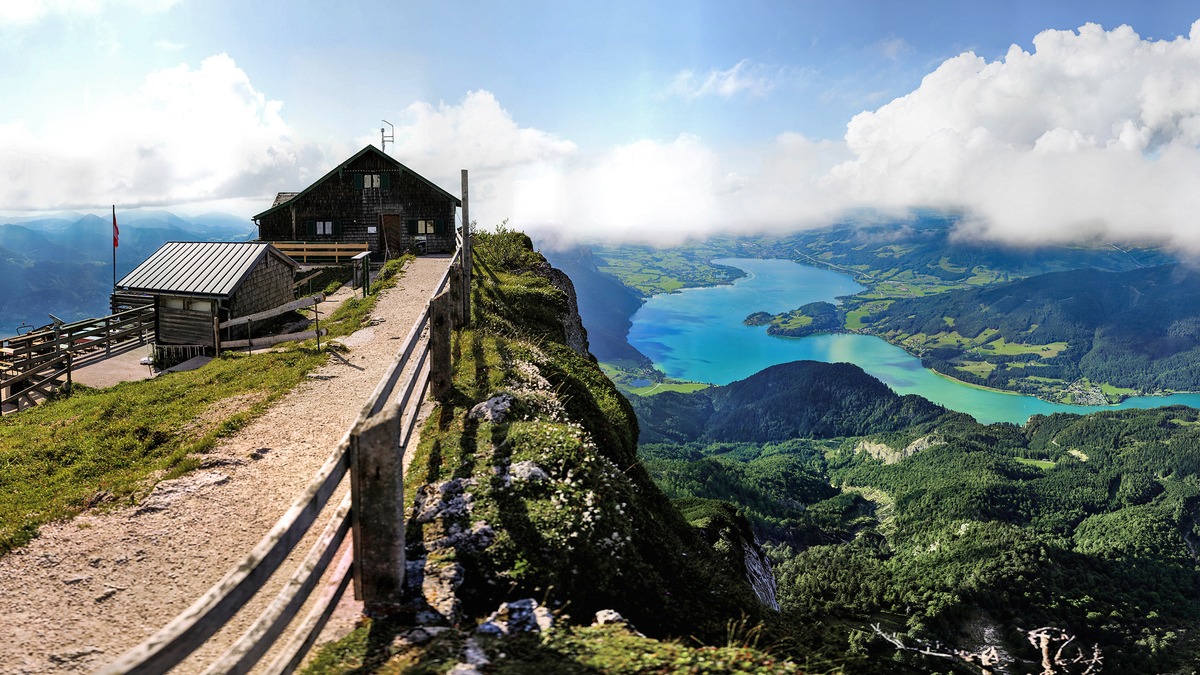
[303,230,804,674]
[0,256,412,556]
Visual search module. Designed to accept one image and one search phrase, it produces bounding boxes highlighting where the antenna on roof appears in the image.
[381,119,394,153]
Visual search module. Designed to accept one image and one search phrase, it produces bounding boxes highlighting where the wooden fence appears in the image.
[272,242,370,263]
[217,293,327,351]
[0,305,154,415]
[101,225,473,674]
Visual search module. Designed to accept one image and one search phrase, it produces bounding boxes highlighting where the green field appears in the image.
[1014,457,1055,470]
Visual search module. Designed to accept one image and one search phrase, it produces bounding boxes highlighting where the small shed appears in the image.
[115,242,298,349]
[253,145,462,258]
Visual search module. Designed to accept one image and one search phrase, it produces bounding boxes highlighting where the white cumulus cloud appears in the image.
[831,21,1200,252]
[369,90,577,228]
[0,53,320,213]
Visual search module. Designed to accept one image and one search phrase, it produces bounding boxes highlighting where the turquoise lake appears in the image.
[627,258,1200,425]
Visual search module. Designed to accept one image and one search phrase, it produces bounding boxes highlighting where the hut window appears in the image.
[356,173,390,189]
[188,300,213,313]
[410,219,437,235]
[316,220,334,235]
[164,298,185,309]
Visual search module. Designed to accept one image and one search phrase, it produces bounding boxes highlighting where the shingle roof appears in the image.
[251,145,462,221]
[116,242,297,298]
[272,192,300,208]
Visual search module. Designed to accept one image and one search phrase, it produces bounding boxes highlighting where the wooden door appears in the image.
[381,214,403,257]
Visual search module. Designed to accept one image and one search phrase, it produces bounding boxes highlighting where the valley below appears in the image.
[543,218,1200,672]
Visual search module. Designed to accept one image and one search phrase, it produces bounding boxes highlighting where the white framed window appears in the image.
[417,219,436,234]
[188,300,213,313]
[316,220,334,235]
[363,174,381,188]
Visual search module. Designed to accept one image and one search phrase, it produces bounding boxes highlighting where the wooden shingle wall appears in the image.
[258,152,458,256]
[228,254,295,319]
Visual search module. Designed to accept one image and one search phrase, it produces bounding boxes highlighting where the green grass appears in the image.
[982,337,1068,357]
[626,381,711,396]
[0,349,325,555]
[955,361,996,378]
[1101,383,1138,398]
[1014,457,1055,470]
[303,621,809,675]
[0,255,414,557]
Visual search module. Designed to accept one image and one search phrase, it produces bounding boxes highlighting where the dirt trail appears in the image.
[0,255,451,674]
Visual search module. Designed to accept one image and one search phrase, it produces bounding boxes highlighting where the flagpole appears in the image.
[112,205,117,291]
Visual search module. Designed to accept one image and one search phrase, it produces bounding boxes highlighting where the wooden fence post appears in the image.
[349,405,405,616]
[429,291,452,401]
[448,262,464,330]
[461,169,471,327]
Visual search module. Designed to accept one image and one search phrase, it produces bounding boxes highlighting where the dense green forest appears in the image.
[745,300,843,337]
[631,360,1200,673]
[866,263,1200,399]
[631,360,947,444]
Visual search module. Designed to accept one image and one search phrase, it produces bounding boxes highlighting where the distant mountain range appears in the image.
[0,210,254,336]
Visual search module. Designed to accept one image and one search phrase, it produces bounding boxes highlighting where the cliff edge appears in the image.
[305,230,794,673]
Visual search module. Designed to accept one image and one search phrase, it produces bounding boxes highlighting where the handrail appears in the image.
[99,434,353,674]
[101,248,465,673]
[272,242,369,263]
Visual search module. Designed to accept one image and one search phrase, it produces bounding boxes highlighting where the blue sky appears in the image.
[3,1,1200,249]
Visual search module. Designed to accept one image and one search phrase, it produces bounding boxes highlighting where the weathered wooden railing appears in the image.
[217,293,327,351]
[0,305,154,415]
[272,242,370,263]
[0,352,71,414]
[102,235,472,673]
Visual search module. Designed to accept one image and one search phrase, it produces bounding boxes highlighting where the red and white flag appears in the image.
[112,205,119,248]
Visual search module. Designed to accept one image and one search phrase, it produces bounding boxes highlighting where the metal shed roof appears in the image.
[116,241,297,298]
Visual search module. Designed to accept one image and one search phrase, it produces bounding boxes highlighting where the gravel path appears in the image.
[0,255,452,674]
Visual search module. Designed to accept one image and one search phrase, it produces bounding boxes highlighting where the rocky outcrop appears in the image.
[743,539,779,611]
[533,261,590,356]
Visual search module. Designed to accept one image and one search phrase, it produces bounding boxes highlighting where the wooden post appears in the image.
[448,262,463,330]
[429,291,452,401]
[460,169,471,327]
[363,253,370,298]
[349,404,404,616]
[213,317,221,354]
[105,317,112,357]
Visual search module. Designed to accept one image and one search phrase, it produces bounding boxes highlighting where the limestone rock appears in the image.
[476,598,555,636]
[468,394,514,423]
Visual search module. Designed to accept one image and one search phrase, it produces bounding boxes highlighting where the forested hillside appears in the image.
[630,362,1200,672]
[631,360,947,444]
[866,263,1200,399]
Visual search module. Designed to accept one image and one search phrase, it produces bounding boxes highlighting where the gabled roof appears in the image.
[252,145,462,221]
[116,241,298,298]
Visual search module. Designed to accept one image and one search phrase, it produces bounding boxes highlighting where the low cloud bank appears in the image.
[509,21,1200,252]
[0,54,321,214]
[7,21,1200,253]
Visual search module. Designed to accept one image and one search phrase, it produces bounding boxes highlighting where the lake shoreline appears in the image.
[628,257,1200,425]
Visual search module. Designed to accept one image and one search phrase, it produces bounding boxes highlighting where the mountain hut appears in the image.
[253,145,461,260]
[114,241,298,351]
